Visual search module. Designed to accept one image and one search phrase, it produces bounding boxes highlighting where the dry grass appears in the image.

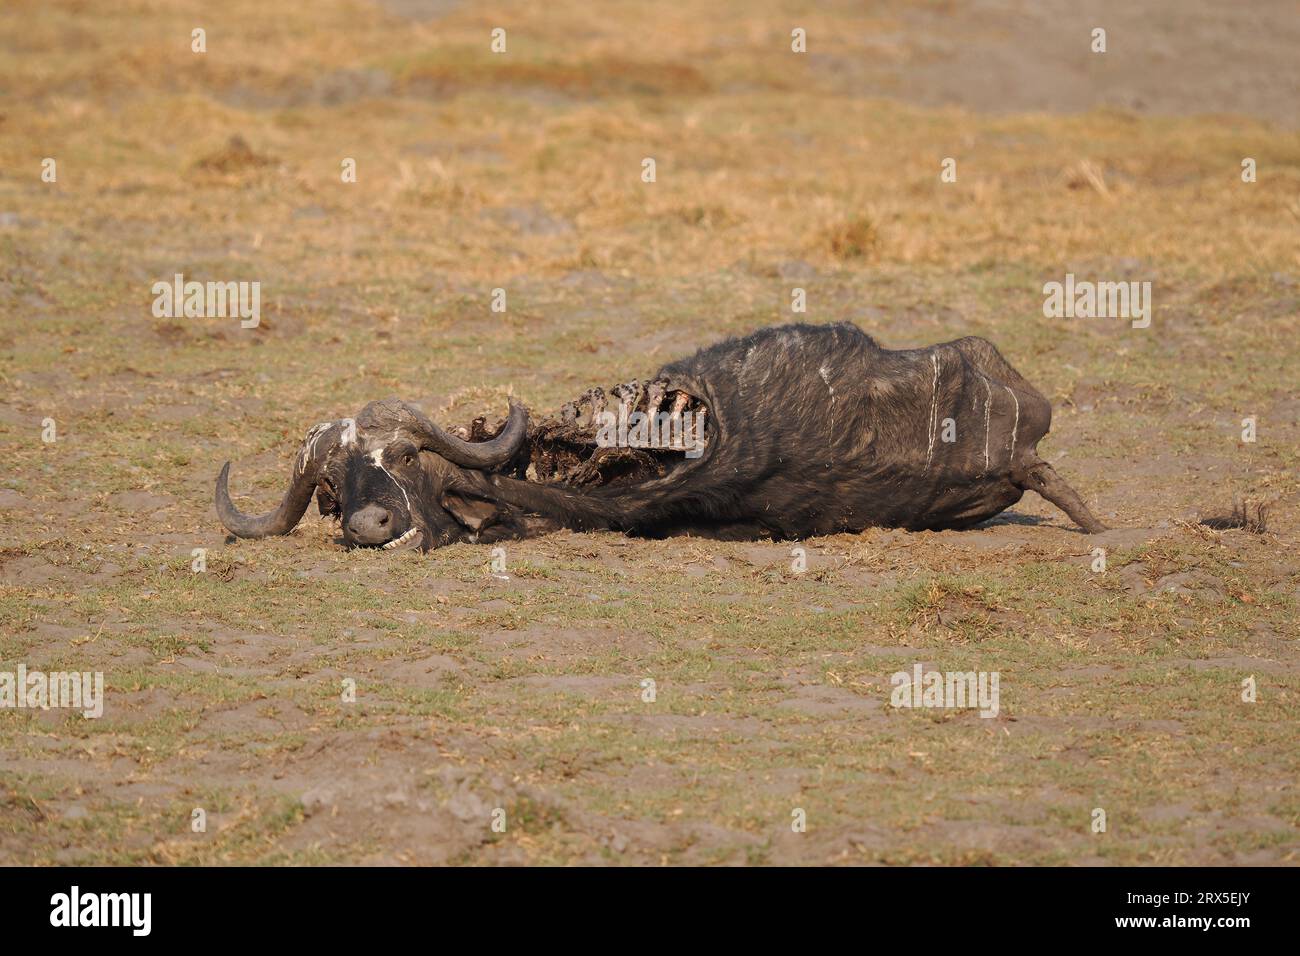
[1,0,1297,865]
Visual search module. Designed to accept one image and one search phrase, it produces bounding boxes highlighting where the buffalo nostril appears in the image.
[347,505,394,544]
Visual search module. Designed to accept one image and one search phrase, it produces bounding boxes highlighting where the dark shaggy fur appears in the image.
[464,322,1106,540]
[220,322,1107,552]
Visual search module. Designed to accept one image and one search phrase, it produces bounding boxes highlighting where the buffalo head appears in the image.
[215,398,532,551]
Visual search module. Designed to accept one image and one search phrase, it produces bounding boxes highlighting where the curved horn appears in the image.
[400,398,528,469]
[215,419,353,538]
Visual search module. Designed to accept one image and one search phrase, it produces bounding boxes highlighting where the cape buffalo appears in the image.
[215,322,1107,551]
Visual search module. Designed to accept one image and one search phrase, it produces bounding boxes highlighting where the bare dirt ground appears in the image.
[1,0,1297,864]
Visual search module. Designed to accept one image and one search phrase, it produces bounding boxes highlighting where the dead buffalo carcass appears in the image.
[215,322,1106,551]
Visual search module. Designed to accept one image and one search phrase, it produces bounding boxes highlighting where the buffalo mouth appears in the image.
[379,527,423,551]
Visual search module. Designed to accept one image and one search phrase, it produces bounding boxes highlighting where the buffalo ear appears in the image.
[315,480,338,517]
[441,490,500,531]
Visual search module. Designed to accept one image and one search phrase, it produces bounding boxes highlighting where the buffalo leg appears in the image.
[1015,458,1108,533]
[461,470,622,531]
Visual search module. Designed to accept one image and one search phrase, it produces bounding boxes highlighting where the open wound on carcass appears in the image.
[494,377,709,487]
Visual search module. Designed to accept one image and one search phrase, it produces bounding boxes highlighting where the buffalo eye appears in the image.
[403,453,416,466]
